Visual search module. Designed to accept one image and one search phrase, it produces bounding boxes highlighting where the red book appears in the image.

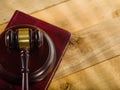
[0,10,71,90]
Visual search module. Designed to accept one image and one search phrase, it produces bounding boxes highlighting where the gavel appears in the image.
[4,25,56,90]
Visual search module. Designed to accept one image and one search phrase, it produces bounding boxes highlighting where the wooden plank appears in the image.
[1,0,120,32]
[0,0,67,24]
[50,17,120,81]
[31,0,120,33]
[48,17,120,89]
[49,56,120,90]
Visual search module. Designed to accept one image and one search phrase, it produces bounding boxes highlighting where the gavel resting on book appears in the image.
[4,25,56,90]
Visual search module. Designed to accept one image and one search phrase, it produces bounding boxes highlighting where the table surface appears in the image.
[1,0,120,90]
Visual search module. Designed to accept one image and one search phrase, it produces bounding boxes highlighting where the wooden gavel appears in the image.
[4,25,56,90]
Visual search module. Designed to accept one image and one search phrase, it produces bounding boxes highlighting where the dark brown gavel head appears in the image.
[5,26,43,51]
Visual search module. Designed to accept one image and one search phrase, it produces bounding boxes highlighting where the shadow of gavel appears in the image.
[5,25,56,90]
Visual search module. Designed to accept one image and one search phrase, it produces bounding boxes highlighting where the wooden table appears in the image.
[1,0,120,89]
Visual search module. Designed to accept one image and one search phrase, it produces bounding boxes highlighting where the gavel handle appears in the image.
[21,50,29,90]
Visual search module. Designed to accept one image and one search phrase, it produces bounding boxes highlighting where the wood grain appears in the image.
[0,0,67,24]
[49,17,120,89]
[49,56,120,90]
[31,0,120,33]
[52,17,120,81]
[1,0,120,90]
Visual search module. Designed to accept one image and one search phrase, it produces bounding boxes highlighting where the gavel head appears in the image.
[5,26,43,51]
[3,25,56,82]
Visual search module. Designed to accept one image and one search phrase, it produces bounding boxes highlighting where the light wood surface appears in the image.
[49,17,120,90]
[1,0,120,90]
[53,17,120,80]
[0,0,66,24]
[31,0,120,33]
